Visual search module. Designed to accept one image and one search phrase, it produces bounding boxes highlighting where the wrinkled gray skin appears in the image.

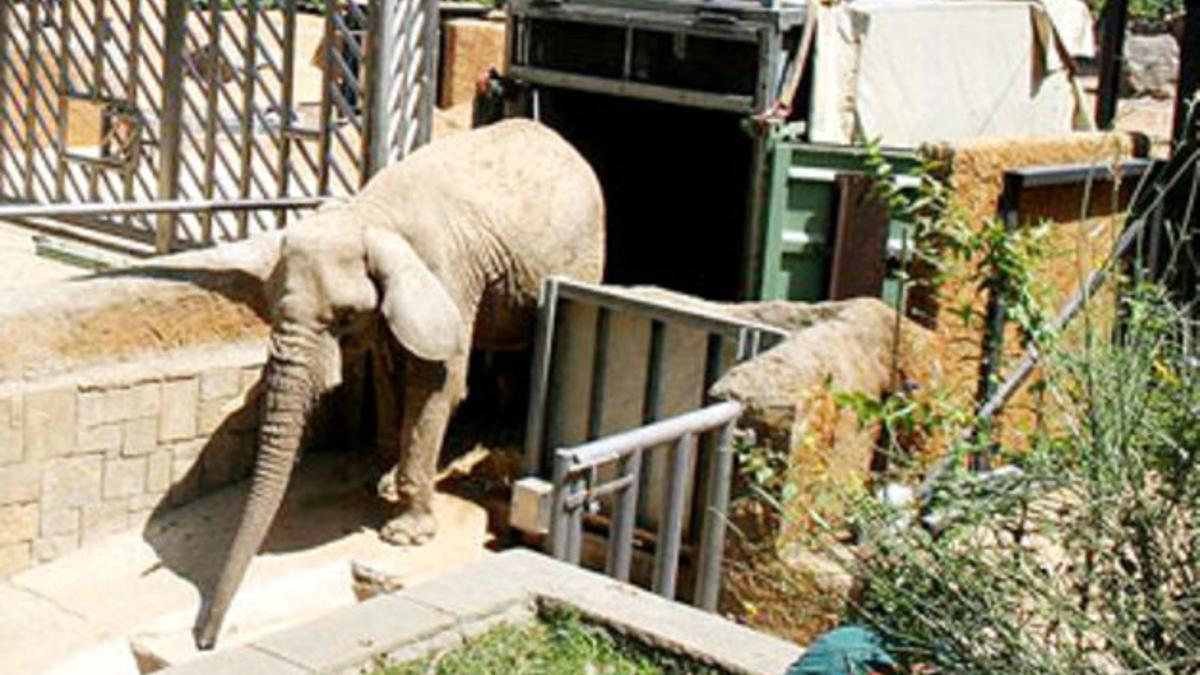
[196,119,605,648]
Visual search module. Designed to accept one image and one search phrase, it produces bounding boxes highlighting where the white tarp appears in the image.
[808,0,1094,148]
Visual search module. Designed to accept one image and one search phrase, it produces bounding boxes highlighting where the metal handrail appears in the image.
[549,400,742,611]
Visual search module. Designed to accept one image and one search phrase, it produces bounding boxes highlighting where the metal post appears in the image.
[1096,0,1130,129]
[549,451,572,559]
[606,448,642,581]
[694,421,736,611]
[973,175,1021,470]
[586,307,611,441]
[652,432,693,599]
[1173,0,1200,145]
[364,0,394,177]
[417,0,440,146]
[155,0,189,253]
[523,278,560,476]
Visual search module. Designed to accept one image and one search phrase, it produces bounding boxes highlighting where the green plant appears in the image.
[776,142,1200,672]
[373,609,721,674]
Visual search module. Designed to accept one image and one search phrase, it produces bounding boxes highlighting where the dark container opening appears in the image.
[538,87,752,301]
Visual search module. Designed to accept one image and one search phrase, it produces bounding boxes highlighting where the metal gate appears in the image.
[0,0,437,252]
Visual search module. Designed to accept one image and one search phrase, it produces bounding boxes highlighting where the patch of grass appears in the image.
[372,609,722,675]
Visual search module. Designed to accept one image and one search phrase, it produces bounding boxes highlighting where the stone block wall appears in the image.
[0,343,267,577]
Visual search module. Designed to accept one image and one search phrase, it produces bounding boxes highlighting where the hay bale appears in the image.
[439,17,507,109]
[918,132,1142,446]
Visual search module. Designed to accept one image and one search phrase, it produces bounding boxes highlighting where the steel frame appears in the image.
[549,400,742,611]
[0,0,437,252]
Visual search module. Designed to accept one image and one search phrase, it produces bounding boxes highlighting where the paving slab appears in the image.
[3,453,492,675]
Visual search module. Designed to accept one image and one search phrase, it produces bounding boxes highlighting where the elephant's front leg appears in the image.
[380,352,468,546]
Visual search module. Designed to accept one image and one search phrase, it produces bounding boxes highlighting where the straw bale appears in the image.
[439,18,507,109]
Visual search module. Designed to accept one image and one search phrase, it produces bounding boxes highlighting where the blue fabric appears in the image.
[785,626,897,675]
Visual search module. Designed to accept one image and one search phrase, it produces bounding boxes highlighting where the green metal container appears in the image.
[756,140,921,305]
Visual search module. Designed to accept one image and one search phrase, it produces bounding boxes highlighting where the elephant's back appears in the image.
[360,119,605,284]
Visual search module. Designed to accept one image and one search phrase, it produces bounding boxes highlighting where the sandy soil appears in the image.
[0,221,81,289]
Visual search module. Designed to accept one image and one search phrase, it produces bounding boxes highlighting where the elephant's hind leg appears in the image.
[380,352,469,546]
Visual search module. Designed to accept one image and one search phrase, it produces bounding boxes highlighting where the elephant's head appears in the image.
[194,214,464,649]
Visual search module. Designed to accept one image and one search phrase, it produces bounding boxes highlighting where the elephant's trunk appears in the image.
[195,323,322,649]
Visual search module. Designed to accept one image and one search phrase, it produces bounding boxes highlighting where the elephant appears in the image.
[195,119,605,648]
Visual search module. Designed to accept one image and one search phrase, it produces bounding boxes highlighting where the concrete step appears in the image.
[2,454,492,675]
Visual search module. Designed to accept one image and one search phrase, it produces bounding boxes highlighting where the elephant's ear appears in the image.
[364,229,464,362]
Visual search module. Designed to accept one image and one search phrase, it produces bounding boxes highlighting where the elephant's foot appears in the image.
[380,509,438,546]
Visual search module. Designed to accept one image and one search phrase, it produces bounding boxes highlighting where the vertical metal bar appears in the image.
[586,307,611,441]
[973,176,1021,470]
[1095,0,1129,129]
[689,333,727,540]
[155,0,189,253]
[635,319,666,517]
[22,0,41,200]
[549,451,571,559]
[606,448,642,582]
[694,421,736,611]
[566,474,584,565]
[87,0,107,201]
[275,0,298,228]
[652,432,693,599]
[363,0,392,178]
[416,0,440,146]
[642,321,666,423]
[235,0,262,239]
[121,0,145,229]
[523,277,560,476]
[0,0,11,195]
[54,0,72,200]
[1175,0,1200,144]
[200,0,223,243]
[315,0,337,195]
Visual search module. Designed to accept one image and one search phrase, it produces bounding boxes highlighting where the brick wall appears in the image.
[0,342,267,576]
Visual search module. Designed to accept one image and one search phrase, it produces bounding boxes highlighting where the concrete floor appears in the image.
[0,453,492,675]
[0,221,82,289]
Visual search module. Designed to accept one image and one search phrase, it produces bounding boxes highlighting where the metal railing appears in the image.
[0,0,436,251]
[524,276,787,478]
[549,400,742,611]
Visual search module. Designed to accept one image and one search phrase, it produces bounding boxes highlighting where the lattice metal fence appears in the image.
[0,0,437,252]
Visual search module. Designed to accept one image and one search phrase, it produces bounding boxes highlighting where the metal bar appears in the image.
[316,0,338,194]
[200,0,224,243]
[1005,160,1153,189]
[566,473,638,507]
[0,1,13,195]
[1175,0,1200,144]
[586,307,612,441]
[652,432,693,599]
[122,0,147,231]
[155,0,189,252]
[549,451,572,559]
[509,66,756,114]
[606,448,642,581]
[235,1,262,239]
[22,0,41,200]
[694,420,736,611]
[972,175,1021,469]
[0,195,328,219]
[563,401,742,468]
[636,319,666,516]
[689,333,728,538]
[55,0,72,200]
[555,278,788,343]
[363,0,391,178]
[417,0,440,146]
[1096,0,1129,129]
[523,277,560,475]
[566,474,585,565]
